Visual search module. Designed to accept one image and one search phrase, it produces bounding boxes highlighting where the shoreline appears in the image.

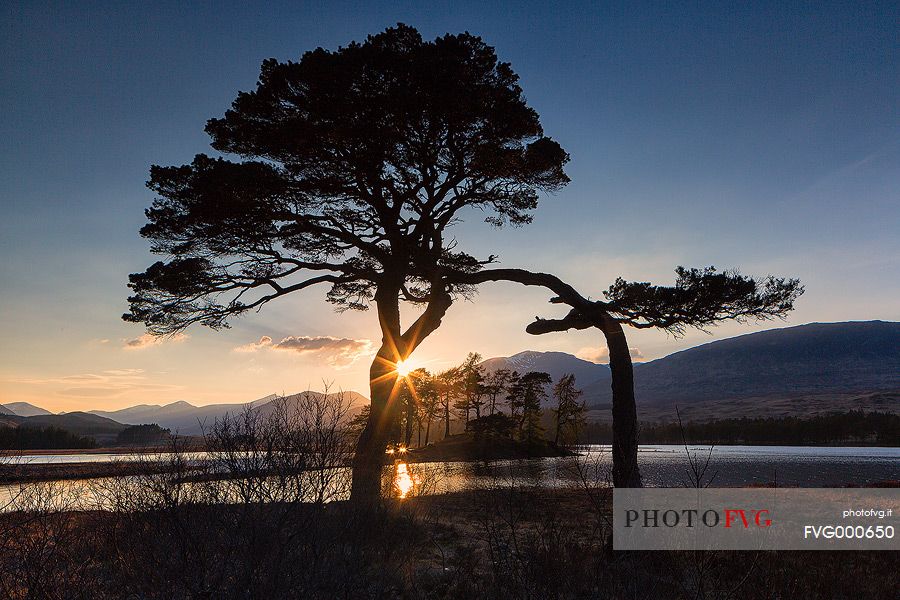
[0,445,200,457]
[3,440,898,459]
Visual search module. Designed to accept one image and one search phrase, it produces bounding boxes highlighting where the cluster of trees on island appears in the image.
[350,352,588,450]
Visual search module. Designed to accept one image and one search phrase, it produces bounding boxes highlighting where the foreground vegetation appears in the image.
[2,483,897,599]
[1,393,897,599]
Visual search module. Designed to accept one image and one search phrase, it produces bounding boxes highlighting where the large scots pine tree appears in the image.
[124,25,569,504]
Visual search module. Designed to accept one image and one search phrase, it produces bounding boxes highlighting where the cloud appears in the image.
[234,335,373,367]
[11,369,182,398]
[60,374,107,383]
[56,382,182,398]
[123,332,187,350]
[58,387,129,397]
[12,370,143,386]
[233,336,274,353]
[102,369,145,377]
[576,346,644,363]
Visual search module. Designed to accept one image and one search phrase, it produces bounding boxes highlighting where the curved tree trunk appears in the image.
[350,282,452,507]
[600,315,642,488]
[350,343,400,506]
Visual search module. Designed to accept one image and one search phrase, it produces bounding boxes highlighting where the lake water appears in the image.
[426,445,900,490]
[2,445,897,512]
[0,451,214,465]
[3,445,897,486]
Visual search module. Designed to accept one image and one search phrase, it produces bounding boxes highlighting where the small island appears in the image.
[406,432,574,463]
[403,413,576,463]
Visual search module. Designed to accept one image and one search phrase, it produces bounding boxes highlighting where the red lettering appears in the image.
[725,509,750,528]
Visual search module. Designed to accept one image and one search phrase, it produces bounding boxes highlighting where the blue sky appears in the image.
[1,1,897,410]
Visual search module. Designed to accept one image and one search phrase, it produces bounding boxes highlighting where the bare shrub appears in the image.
[0,479,105,600]
[202,387,355,505]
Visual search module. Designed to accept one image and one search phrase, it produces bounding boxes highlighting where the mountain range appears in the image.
[0,411,128,446]
[87,394,279,433]
[3,321,898,431]
[1,391,369,439]
[0,402,54,417]
[86,391,369,435]
[483,321,900,420]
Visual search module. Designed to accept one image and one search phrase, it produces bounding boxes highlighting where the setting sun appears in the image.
[395,359,414,378]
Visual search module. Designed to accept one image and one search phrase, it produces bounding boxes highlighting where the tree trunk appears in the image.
[444,402,450,438]
[350,343,399,506]
[404,393,414,447]
[425,418,431,445]
[350,282,451,506]
[601,316,642,488]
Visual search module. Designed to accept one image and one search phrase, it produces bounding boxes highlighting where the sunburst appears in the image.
[395,359,413,378]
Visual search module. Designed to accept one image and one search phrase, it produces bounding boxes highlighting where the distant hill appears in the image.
[0,412,126,447]
[0,390,370,445]
[10,412,127,436]
[253,390,369,420]
[0,404,14,416]
[484,321,900,421]
[90,390,369,435]
[3,402,54,417]
[481,351,611,411]
[89,394,279,434]
[616,320,898,403]
[481,351,608,392]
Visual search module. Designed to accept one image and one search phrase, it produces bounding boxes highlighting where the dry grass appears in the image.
[1,485,898,599]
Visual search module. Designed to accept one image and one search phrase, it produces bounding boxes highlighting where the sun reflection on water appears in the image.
[394,462,417,499]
